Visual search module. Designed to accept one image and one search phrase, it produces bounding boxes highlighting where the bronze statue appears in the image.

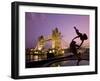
[70,27,88,65]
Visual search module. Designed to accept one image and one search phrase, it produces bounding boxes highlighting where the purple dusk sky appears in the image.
[25,12,89,49]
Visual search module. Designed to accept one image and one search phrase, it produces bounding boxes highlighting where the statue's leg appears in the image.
[76,52,82,65]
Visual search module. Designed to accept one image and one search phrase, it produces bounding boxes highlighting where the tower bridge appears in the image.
[35,27,68,50]
[26,27,68,62]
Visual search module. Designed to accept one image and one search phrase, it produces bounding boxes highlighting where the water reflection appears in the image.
[50,60,89,67]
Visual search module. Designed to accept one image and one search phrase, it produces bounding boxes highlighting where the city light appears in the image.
[62,50,65,54]
[30,49,34,51]
[52,49,55,53]
[34,55,38,61]
[49,50,52,53]
[34,51,38,54]
[38,47,42,50]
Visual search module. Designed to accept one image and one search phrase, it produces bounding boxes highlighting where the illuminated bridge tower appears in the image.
[36,35,45,50]
[52,28,62,49]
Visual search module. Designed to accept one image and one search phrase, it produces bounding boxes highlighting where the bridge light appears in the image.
[49,50,52,53]
[52,49,55,53]
[62,50,64,54]
[34,51,38,54]
[38,47,41,50]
